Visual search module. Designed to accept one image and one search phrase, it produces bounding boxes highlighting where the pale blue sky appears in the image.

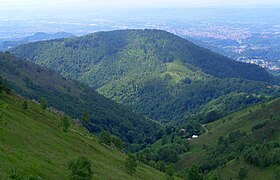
[1,0,280,9]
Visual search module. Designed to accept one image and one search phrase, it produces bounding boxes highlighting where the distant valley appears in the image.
[0,32,73,51]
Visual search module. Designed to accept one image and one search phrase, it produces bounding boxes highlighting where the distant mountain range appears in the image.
[10,29,279,125]
[0,32,74,51]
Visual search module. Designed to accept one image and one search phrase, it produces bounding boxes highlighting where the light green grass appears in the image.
[0,94,166,179]
[160,61,211,83]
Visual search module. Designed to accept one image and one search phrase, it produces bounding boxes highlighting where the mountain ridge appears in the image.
[10,29,279,124]
[11,29,275,83]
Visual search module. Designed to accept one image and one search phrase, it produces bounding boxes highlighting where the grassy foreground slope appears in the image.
[0,93,166,179]
[177,97,280,179]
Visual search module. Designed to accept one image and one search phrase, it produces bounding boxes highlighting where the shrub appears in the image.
[68,157,92,180]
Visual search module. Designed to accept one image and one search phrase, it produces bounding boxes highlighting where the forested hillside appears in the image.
[0,92,166,179]
[11,29,279,124]
[0,52,161,151]
[176,97,280,179]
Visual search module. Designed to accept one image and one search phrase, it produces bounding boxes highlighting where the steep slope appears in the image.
[10,29,279,123]
[0,93,166,179]
[176,97,280,179]
[0,52,160,151]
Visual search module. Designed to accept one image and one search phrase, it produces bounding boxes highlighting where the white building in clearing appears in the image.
[192,135,198,138]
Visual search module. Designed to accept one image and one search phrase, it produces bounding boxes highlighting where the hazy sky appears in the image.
[1,0,280,10]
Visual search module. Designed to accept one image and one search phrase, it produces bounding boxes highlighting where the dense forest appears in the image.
[11,29,280,125]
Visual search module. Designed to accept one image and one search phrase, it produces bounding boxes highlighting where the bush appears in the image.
[22,101,28,110]
[165,164,175,179]
[239,167,247,180]
[202,110,221,123]
[0,77,11,94]
[61,116,70,132]
[188,165,203,180]
[111,135,124,150]
[124,154,137,175]
[99,131,111,146]
[81,109,90,123]
[68,157,92,180]
[40,98,48,110]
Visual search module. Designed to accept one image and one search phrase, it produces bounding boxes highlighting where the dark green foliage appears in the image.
[68,156,92,180]
[201,105,280,173]
[40,98,47,110]
[81,110,90,123]
[165,164,175,180]
[161,135,168,145]
[158,146,179,163]
[10,170,23,180]
[141,137,189,164]
[99,131,112,146]
[111,135,124,150]
[9,169,39,180]
[0,52,160,151]
[239,167,247,180]
[10,29,278,125]
[188,165,203,180]
[202,110,221,124]
[61,116,70,132]
[0,76,10,94]
[136,152,148,164]
[21,101,28,110]
[251,121,267,131]
[124,154,137,175]
[201,130,247,172]
[244,142,280,168]
[157,161,166,172]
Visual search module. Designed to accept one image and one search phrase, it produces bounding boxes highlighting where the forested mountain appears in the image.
[0,32,74,51]
[11,29,279,124]
[0,92,166,179]
[0,52,161,151]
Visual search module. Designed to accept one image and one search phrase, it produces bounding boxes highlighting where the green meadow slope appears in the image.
[0,93,166,179]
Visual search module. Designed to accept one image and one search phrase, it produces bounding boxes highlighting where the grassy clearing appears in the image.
[160,61,210,83]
